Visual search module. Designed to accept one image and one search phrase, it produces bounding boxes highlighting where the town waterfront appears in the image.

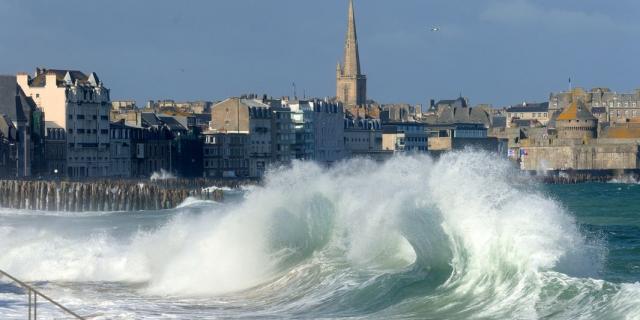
[0,153,639,319]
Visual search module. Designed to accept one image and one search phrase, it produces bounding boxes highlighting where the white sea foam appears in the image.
[0,151,638,319]
[150,169,176,181]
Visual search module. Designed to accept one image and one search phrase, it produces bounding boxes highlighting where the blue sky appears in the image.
[1,0,639,106]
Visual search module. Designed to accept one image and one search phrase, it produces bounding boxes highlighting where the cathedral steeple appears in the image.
[336,0,367,107]
[343,0,361,76]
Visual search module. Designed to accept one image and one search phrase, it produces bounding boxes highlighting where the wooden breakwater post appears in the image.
[0,179,226,212]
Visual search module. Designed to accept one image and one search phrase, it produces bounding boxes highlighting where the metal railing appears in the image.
[0,269,85,319]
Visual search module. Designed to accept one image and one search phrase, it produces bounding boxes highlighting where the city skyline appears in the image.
[1,0,639,106]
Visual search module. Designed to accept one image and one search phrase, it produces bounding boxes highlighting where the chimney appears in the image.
[16,72,30,90]
[45,71,58,88]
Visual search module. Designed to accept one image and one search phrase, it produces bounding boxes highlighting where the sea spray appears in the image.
[0,151,639,319]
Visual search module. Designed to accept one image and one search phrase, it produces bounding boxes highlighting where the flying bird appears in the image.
[430,26,440,32]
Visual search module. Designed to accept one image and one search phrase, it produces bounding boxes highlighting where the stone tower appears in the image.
[336,0,367,107]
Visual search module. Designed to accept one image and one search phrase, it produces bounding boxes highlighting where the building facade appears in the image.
[506,103,550,128]
[311,101,345,165]
[550,88,640,124]
[0,75,45,177]
[344,118,382,156]
[17,69,111,178]
[383,122,429,152]
[203,132,250,178]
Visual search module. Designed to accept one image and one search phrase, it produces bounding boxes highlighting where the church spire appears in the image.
[342,0,361,76]
[336,0,367,107]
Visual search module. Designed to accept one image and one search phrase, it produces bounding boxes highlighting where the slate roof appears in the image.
[492,116,507,128]
[557,101,596,121]
[506,102,549,113]
[0,114,16,140]
[141,113,163,127]
[0,75,35,122]
[29,69,89,87]
[241,98,270,109]
[158,116,187,132]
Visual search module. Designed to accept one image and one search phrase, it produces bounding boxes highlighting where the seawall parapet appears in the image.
[528,169,640,184]
[0,179,234,212]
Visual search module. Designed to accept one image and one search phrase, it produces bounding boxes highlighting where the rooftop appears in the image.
[0,75,35,122]
[506,102,549,113]
[556,101,596,121]
[27,68,101,88]
[603,127,640,139]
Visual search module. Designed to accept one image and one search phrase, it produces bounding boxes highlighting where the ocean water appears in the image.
[0,152,639,319]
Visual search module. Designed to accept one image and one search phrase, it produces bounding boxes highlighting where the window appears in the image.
[77,115,85,120]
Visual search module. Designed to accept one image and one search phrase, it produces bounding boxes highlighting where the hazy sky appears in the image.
[1,0,639,106]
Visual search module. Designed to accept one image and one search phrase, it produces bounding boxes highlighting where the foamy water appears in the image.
[1,152,639,319]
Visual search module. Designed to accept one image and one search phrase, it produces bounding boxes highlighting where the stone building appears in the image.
[518,97,640,171]
[211,98,276,177]
[0,115,17,177]
[381,104,421,123]
[109,121,138,178]
[344,118,382,156]
[209,97,346,176]
[17,68,111,178]
[146,100,212,115]
[555,101,597,141]
[203,132,250,178]
[383,122,429,152]
[336,0,367,107]
[44,127,66,176]
[424,97,492,129]
[506,102,549,128]
[550,88,640,124]
[135,126,173,177]
[0,75,45,177]
[308,100,345,165]
[286,100,315,161]
[520,142,639,171]
[382,126,406,152]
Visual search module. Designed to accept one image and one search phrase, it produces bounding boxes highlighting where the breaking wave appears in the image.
[1,151,639,319]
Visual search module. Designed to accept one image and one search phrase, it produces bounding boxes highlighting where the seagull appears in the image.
[430,26,441,32]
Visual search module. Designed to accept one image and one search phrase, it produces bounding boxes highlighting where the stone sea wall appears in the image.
[0,179,230,212]
[530,169,640,184]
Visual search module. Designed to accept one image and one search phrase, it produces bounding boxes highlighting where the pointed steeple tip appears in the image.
[342,0,361,76]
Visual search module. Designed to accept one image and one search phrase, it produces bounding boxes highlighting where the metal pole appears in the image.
[34,292,37,319]
[0,269,84,319]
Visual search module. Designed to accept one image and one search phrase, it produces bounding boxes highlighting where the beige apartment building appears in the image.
[17,68,111,178]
